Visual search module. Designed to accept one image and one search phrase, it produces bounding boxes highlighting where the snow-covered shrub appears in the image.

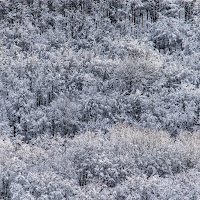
[72,132,126,187]
[112,39,163,92]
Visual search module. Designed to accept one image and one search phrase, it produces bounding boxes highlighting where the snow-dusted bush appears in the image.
[109,38,163,90]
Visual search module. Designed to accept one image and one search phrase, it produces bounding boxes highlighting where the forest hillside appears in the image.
[0,0,200,199]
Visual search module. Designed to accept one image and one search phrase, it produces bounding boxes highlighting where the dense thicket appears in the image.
[0,125,200,199]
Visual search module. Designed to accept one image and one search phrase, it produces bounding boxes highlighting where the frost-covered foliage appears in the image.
[0,125,200,199]
[0,1,200,199]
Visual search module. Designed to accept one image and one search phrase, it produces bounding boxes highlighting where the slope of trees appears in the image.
[0,0,199,139]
